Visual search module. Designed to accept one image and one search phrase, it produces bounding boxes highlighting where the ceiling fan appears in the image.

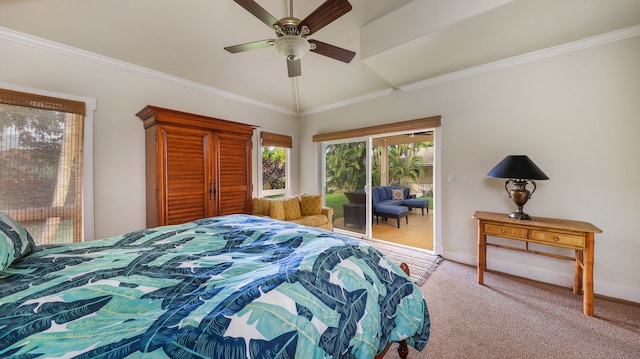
[224,0,356,78]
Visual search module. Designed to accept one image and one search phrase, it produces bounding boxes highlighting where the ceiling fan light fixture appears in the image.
[274,35,310,61]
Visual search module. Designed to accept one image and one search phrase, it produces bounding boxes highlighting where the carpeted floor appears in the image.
[368,239,442,286]
[382,260,640,359]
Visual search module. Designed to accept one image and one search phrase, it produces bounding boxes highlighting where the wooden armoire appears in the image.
[137,105,255,228]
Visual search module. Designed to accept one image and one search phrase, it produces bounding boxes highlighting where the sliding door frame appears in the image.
[319,129,441,254]
[315,116,442,254]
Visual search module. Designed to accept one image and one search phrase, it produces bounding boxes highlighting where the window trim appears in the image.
[0,82,96,240]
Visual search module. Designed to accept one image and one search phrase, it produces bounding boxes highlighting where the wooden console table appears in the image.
[473,211,602,316]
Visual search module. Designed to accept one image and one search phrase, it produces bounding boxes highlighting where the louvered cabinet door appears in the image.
[158,125,213,225]
[213,132,252,215]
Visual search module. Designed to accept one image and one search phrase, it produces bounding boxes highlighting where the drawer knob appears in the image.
[501,229,507,234]
[553,236,560,241]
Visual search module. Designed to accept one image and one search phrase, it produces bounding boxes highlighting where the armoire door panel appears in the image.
[166,194,208,224]
[218,195,251,215]
[161,126,213,225]
[215,132,252,215]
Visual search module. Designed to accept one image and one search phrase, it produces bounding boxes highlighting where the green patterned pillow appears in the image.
[0,212,36,272]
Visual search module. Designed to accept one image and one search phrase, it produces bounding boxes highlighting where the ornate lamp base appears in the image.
[505,179,537,220]
[508,210,531,220]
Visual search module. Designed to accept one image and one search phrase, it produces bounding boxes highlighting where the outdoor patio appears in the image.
[333,209,434,251]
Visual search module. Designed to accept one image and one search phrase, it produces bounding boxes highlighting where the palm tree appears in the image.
[387,143,429,186]
[325,142,367,192]
[325,140,432,191]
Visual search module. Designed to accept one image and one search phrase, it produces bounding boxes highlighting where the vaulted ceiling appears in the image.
[1,0,639,116]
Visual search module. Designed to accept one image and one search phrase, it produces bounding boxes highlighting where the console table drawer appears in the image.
[484,224,528,239]
[530,230,585,249]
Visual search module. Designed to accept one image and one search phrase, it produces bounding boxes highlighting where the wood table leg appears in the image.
[477,221,486,285]
[583,233,595,316]
[574,249,583,295]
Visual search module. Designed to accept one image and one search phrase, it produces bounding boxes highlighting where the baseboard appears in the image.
[440,250,475,266]
[442,250,640,304]
[594,281,640,304]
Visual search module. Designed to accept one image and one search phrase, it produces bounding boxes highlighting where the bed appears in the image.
[1,213,430,358]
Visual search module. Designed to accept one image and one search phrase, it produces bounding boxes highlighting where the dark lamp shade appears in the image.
[487,155,549,180]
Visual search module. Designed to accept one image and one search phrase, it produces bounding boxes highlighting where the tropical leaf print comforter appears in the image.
[0,214,430,358]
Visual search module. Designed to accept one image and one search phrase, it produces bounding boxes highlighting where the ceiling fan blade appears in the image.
[233,0,280,29]
[287,59,301,78]
[224,39,274,53]
[309,39,356,63]
[299,0,352,36]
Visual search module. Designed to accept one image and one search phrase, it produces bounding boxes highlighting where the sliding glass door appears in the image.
[320,129,437,252]
[370,133,435,250]
[323,139,370,237]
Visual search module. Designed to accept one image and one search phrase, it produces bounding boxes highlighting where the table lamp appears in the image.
[487,155,549,220]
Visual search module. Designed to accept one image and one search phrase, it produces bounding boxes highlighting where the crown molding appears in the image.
[304,24,640,115]
[2,24,639,117]
[299,88,394,116]
[0,27,297,117]
[399,24,640,93]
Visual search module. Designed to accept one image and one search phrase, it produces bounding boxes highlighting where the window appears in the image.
[259,131,292,198]
[0,87,91,244]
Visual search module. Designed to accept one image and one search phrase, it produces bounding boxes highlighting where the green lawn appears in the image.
[325,193,349,218]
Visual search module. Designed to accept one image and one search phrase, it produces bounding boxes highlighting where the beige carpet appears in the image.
[383,260,640,359]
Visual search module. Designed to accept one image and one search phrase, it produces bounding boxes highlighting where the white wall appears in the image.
[0,36,298,239]
[300,36,640,303]
[2,26,638,304]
